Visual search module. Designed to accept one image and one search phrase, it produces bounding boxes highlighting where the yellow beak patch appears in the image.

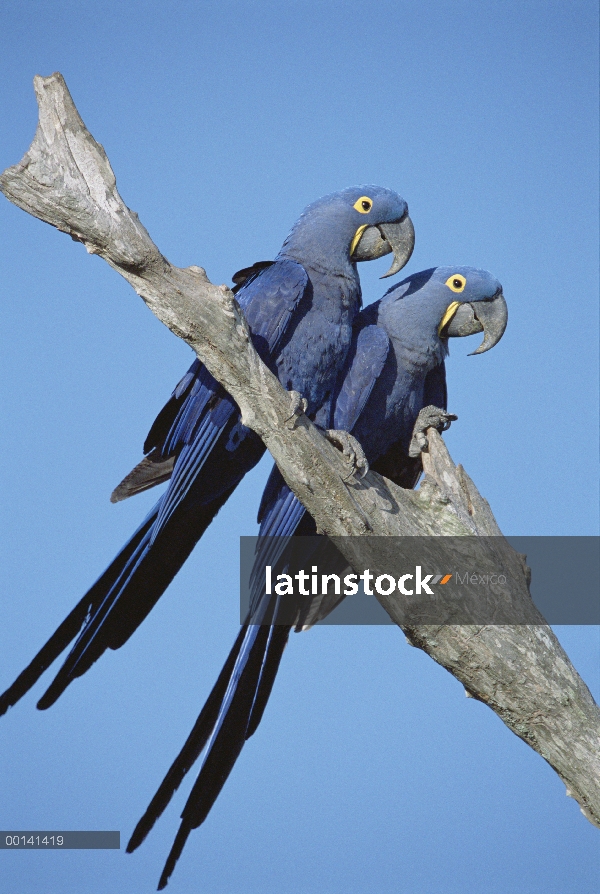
[350,224,368,257]
[438,301,462,336]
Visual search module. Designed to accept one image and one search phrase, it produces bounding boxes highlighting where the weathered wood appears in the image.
[2,72,598,828]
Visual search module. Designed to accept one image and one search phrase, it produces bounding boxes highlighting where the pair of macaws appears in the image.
[1,186,507,888]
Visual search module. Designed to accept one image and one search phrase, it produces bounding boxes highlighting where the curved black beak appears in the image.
[352,211,415,278]
[444,290,508,355]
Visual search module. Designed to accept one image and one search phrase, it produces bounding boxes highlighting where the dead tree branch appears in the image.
[2,72,598,828]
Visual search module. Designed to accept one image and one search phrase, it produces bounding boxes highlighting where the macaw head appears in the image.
[380,265,508,356]
[279,186,414,277]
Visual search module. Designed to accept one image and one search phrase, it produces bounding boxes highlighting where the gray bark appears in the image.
[2,72,598,828]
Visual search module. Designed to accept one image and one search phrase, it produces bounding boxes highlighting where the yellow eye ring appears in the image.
[445,274,466,293]
[353,196,373,214]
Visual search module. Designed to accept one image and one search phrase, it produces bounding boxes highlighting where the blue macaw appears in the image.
[127,266,508,889]
[0,187,413,715]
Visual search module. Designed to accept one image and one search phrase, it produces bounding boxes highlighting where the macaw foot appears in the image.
[284,391,309,429]
[325,429,369,480]
[408,406,458,458]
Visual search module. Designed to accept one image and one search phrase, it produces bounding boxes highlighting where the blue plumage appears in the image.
[135,265,507,889]
[0,186,412,713]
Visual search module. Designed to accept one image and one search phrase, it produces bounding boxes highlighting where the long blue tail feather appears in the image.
[35,485,238,709]
[126,625,248,854]
[156,608,284,889]
[0,506,158,716]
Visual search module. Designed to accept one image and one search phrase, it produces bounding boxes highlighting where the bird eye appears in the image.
[353,196,373,214]
[445,274,466,293]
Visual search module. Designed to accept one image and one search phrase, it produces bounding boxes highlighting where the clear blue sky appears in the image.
[1,2,598,892]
